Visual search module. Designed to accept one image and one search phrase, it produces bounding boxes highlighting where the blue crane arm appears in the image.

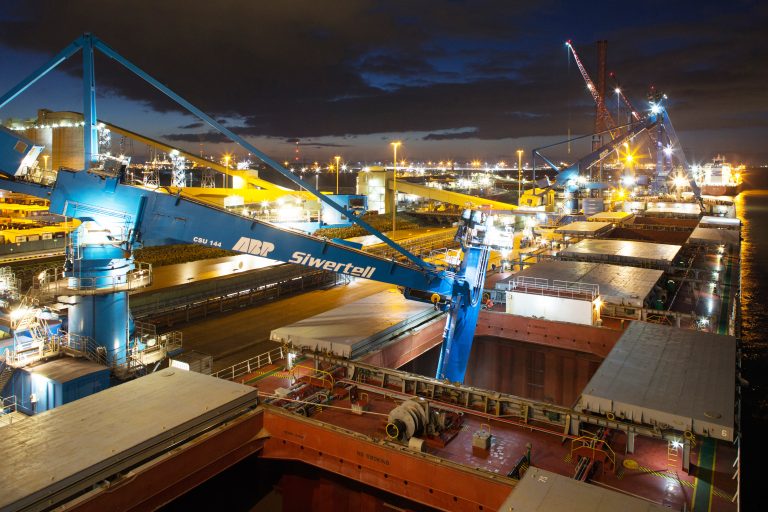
[533,149,560,173]
[0,38,84,109]
[90,37,431,271]
[0,33,431,271]
[658,110,701,200]
[0,32,487,385]
[0,167,482,382]
[553,114,659,187]
[36,170,454,296]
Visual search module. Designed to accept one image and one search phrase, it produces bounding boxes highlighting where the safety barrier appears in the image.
[508,276,599,301]
[213,346,286,382]
[36,262,153,295]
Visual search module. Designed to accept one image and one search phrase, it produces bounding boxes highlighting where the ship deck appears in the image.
[251,357,738,511]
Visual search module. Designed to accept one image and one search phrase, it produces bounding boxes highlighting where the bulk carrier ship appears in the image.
[696,155,744,197]
[0,34,743,512]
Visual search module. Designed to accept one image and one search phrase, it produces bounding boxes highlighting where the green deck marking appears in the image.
[717,249,734,335]
[244,366,285,384]
[244,356,307,385]
[692,437,717,512]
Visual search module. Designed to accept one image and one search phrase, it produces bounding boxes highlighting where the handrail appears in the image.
[212,346,285,382]
[5,327,181,375]
[37,262,152,295]
[0,395,18,426]
[569,435,616,469]
[508,276,598,301]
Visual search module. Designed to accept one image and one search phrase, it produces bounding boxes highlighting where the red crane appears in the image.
[608,71,642,122]
[565,40,617,140]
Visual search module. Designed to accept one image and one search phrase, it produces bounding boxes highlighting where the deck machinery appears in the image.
[0,33,505,384]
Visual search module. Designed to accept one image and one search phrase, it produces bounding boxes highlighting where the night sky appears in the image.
[0,0,766,165]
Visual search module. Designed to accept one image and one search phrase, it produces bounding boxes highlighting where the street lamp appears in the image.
[517,149,524,199]
[391,141,402,235]
[334,155,341,195]
[615,87,621,125]
[223,153,231,188]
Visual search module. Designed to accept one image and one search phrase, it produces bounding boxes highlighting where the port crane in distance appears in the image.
[565,40,618,141]
[0,33,507,384]
[529,98,701,207]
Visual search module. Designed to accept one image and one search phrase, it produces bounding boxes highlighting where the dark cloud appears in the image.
[305,142,350,148]
[424,129,479,141]
[0,1,765,160]
[163,132,231,144]
[178,122,204,129]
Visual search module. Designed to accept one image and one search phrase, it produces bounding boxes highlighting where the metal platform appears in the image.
[577,321,736,441]
[587,211,634,224]
[26,357,107,383]
[644,203,702,218]
[254,353,737,510]
[270,289,439,358]
[699,216,741,229]
[499,260,663,308]
[689,226,740,249]
[0,368,260,511]
[559,239,681,268]
[500,467,670,511]
[555,221,614,237]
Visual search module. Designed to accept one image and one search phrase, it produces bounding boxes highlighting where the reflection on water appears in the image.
[735,169,768,509]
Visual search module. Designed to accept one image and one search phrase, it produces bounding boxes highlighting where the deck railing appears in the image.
[212,346,286,382]
[507,276,599,301]
[36,262,153,295]
[0,396,18,427]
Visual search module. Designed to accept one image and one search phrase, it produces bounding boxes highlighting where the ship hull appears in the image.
[700,183,742,196]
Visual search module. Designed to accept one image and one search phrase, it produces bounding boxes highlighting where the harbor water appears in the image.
[736,168,767,510]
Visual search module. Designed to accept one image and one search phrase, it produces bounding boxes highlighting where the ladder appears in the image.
[667,440,680,472]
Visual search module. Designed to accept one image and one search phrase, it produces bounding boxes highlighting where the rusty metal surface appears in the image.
[260,407,515,511]
[358,315,445,368]
[464,336,602,407]
[475,310,622,358]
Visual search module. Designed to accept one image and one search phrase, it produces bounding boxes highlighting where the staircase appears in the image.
[0,360,14,394]
[570,432,617,480]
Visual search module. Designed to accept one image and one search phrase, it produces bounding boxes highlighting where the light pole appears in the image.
[615,87,621,126]
[334,155,341,195]
[224,154,231,188]
[391,141,401,235]
[517,149,524,200]
[625,153,634,186]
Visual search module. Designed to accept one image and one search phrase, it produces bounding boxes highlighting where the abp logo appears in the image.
[232,237,276,257]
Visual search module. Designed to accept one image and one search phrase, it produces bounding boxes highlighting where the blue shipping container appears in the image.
[6,358,110,415]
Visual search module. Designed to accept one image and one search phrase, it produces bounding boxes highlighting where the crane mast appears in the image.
[565,40,617,140]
